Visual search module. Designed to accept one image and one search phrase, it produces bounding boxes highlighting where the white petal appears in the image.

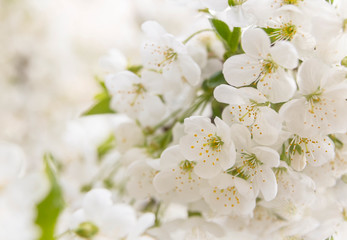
[241,28,271,59]
[178,54,201,86]
[270,41,298,69]
[226,6,253,27]
[141,20,167,38]
[202,0,228,11]
[0,143,26,184]
[183,116,215,134]
[252,146,280,167]
[291,152,307,171]
[252,107,282,146]
[219,145,236,171]
[234,177,254,198]
[160,145,183,169]
[100,204,137,238]
[82,189,113,223]
[305,136,335,166]
[258,168,278,201]
[194,161,221,179]
[153,171,176,193]
[138,95,166,126]
[127,213,155,240]
[208,173,235,189]
[223,54,262,86]
[279,98,307,135]
[230,124,252,150]
[214,85,267,105]
[257,70,296,103]
[179,134,203,161]
[99,48,127,73]
[297,59,329,95]
[214,84,247,105]
[105,71,139,95]
[70,209,87,229]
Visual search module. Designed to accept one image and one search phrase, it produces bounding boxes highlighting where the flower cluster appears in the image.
[24,0,347,240]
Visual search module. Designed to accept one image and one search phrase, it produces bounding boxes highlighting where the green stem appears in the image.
[182,29,214,44]
[151,108,182,133]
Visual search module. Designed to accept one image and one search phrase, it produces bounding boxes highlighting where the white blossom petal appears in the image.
[241,28,271,59]
[270,41,298,69]
[223,54,262,87]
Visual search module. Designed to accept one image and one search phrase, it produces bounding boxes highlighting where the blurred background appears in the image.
[0,0,198,169]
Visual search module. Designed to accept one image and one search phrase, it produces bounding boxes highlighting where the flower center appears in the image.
[262,59,278,74]
[228,153,262,180]
[158,48,177,68]
[304,89,323,113]
[270,23,297,41]
[280,23,297,41]
[283,0,303,5]
[207,135,224,151]
[180,160,196,172]
[229,0,247,6]
[242,153,262,169]
[133,83,146,95]
[130,83,146,106]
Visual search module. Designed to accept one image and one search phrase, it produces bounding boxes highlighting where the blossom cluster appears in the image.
[53,0,347,239]
[5,0,347,239]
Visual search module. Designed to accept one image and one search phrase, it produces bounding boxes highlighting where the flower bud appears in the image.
[75,222,99,238]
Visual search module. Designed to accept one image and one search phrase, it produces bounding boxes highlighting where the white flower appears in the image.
[201,173,256,215]
[228,124,280,201]
[311,0,347,63]
[106,71,166,126]
[265,5,316,58]
[70,189,155,239]
[223,28,298,103]
[260,163,316,221]
[280,59,347,136]
[141,21,201,86]
[157,217,225,240]
[99,48,127,73]
[153,145,207,203]
[203,0,273,27]
[287,134,335,171]
[114,120,144,153]
[126,157,160,200]
[0,142,26,186]
[179,116,236,179]
[214,84,282,145]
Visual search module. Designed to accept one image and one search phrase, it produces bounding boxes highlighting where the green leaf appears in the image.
[82,96,115,116]
[262,27,279,43]
[203,71,227,89]
[228,0,236,6]
[210,18,232,46]
[211,99,227,119]
[127,65,143,75]
[229,27,241,53]
[270,102,285,112]
[97,134,116,159]
[209,19,242,58]
[35,153,64,240]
